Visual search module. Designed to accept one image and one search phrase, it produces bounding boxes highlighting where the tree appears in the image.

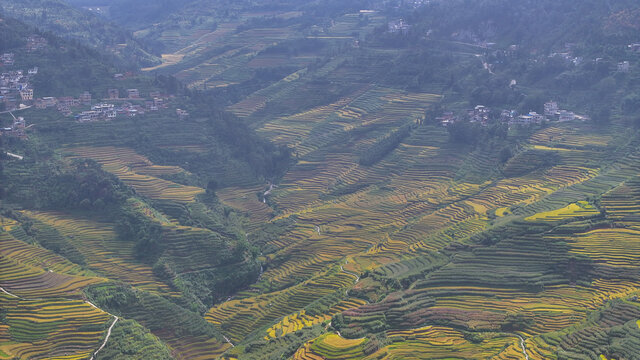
[447,121,480,145]
[501,312,533,331]
[622,93,640,114]
[499,147,512,163]
[206,180,218,195]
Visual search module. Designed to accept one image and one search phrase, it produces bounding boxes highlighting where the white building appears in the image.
[558,110,576,122]
[544,101,559,116]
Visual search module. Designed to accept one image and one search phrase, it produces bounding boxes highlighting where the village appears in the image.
[0,34,189,139]
[436,101,588,128]
[34,88,177,122]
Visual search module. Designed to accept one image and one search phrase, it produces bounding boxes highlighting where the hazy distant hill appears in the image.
[0,0,160,67]
[65,0,197,30]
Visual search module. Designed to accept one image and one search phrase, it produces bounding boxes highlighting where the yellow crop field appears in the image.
[264,299,367,339]
[359,326,520,360]
[0,216,19,232]
[65,146,204,203]
[565,227,640,266]
[322,334,365,348]
[0,233,104,298]
[525,201,598,221]
[0,296,111,360]
[21,211,172,293]
[222,102,623,356]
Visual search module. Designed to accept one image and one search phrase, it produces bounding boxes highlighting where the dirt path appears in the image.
[516,335,529,360]
[223,335,235,347]
[90,316,119,360]
[0,286,19,298]
[263,183,275,203]
[340,260,359,284]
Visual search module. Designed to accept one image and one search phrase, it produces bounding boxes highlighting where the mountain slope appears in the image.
[0,0,160,67]
[0,13,290,359]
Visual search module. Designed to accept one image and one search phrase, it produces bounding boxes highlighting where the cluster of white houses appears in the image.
[76,102,152,122]
[438,101,586,127]
[32,88,172,121]
[0,68,37,111]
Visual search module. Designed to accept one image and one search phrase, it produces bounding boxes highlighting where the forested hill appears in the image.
[65,0,199,30]
[0,0,160,67]
[365,0,640,127]
[0,15,119,96]
[401,0,640,49]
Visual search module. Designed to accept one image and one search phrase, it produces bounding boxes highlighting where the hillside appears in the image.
[2,0,640,359]
[0,0,160,68]
[0,14,290,359]
[65,0,199,30]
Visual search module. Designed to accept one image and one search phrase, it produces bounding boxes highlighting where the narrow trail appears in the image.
[263,183,275,203]
[516,335,529,360]
[89,316,119,360]
[223,335,235,347]
[340,260,360,284]
[0,286,19,298]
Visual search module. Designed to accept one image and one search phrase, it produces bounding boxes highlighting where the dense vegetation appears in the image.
[94,319,174,360]
[358,124,412,166]
[3,0,640,359]
[0,0,160,67]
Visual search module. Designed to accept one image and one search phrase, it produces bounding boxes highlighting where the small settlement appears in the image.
[1,114,27,138]
[35,88,177,122]
[1,35,187,141]
[437,101,587,128]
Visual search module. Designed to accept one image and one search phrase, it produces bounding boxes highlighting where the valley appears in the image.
[2,0,640,359]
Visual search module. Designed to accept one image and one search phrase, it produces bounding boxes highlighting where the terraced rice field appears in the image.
[5,62,639,358]
[264,299,367,340]
[367,326,520,359]
[525,201,598,221]
[294,334,367,360]
[207,91,640,359]
[0,294,111,360]
[175,24,298,89]
[20,211,171,293]
[65,146,204,203]
[217,186,274,230]
[206,267,358,343]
